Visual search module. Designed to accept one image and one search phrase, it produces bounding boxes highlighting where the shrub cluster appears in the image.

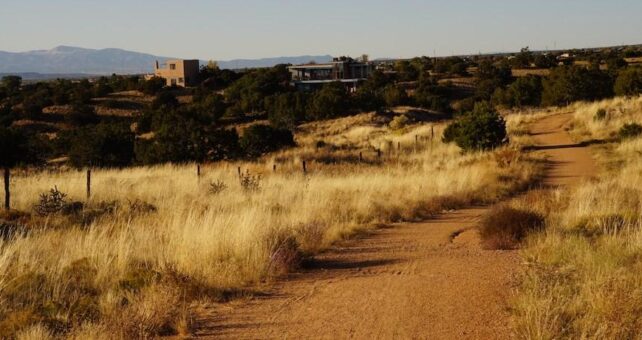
[442,102,508,151]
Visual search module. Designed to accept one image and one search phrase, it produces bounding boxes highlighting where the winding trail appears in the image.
[194,113,595,339]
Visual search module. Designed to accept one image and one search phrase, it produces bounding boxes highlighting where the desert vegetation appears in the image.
[506,96,642,339]
[2,44,642,338]
[0,108,543,338]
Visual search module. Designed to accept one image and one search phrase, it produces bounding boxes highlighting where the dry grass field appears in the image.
[512,68,551,77]
[510,96,642,339]
[0,110,542,338]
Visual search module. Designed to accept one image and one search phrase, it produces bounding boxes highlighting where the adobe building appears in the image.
[152,59,200,87]
[288,56,373,92]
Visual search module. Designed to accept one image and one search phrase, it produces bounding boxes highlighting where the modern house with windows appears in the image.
[151,59,200,87]
[288,57,373,91]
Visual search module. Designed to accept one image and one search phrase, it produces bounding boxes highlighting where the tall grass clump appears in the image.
[480,205,544,250]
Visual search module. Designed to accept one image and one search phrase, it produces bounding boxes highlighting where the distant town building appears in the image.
[288,57,373,91]
[150,59,199,87]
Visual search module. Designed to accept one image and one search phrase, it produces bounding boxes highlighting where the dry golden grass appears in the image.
[513,97,642,339]
[625,57,642,65]
[512,69,551,77]
[0,112,541,338]
[569,95,642,141]
[504,107,558,148]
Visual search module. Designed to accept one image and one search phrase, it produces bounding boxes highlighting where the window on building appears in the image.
[178,78,184,83]
[171,78,177,86]
[170,64,176,70]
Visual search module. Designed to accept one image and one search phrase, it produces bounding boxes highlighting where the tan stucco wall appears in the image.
[154,60,200,87]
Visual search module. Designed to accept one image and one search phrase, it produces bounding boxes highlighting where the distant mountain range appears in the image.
[0,46,333,77]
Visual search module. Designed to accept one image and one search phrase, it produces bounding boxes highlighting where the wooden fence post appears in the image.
[302,160,307,174]
[3,167,9,210]
[415,135,418,150]
[359,152,363,162]
[86,169,91,200]
[273,164,277,172]
[237,166,241,177]
[377,149,381,159]
[397,141,401,152]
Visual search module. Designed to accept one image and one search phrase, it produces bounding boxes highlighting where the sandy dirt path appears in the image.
[194,113,595,339]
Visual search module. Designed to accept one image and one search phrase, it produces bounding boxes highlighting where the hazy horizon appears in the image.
[1,0,641,61]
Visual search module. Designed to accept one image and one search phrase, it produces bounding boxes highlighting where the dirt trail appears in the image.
[528,113,596,187]
[195,113,595,339]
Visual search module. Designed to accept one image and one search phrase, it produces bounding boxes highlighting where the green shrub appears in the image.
[614,67,642,96]
[413,78,452,113]
[67,122,135,168]
[542,66,614,106]
[492,75,543,108]
[265,92,308,129]
[139,76,166,95]
[66,103,98,125]
[442,102,508,151]
[307,82,349,120]
[135,117,240,164]
[151,91,179,110]
[382,85,407,107]
[240,124,295,158]
[618,123,642,140]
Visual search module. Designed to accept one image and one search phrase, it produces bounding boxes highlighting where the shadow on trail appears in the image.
[301,258,401,271]
[522,139,610,152]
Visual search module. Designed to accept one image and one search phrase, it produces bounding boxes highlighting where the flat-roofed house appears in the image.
[152,59,200,87]
[288,57,373,91]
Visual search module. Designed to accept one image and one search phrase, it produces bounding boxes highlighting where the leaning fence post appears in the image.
[86,168,91,200]
[3,167,9,210]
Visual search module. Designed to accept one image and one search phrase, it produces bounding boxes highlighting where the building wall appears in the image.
[154,59,200,87]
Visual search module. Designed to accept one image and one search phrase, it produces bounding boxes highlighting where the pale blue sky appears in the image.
[1,0,641,60]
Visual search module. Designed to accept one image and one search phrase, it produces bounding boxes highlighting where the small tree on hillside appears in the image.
[492,75,543,108]
[542,66,614,106]
[240,124,295,158]
[442,102,508,151]
[383,85,408,108]
[151,91,180,110]
[67,122,135,168]
[139,76,166,95]
[67,103,99,125]
[307,82,349,120]
[265,92,309,129]
[614,68,642,96]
